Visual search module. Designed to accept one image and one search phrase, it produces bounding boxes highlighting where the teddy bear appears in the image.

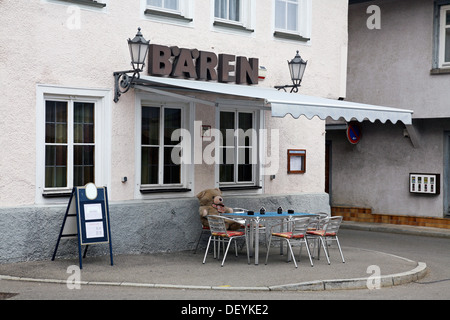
[196,188,241,230]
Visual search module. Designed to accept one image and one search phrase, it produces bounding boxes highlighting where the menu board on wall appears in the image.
[409,173,440,195]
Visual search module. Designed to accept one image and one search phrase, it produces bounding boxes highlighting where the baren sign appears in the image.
[149,44,259,85]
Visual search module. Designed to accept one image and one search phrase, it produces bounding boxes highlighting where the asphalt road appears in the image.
[1,228,449,302]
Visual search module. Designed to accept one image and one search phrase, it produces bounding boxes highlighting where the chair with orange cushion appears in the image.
[306,216,345,264]
[265,217,314,268]
[202,215,249,267]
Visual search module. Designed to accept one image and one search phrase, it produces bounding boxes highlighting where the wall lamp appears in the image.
[275,51,307,93]
[114,28,150,103]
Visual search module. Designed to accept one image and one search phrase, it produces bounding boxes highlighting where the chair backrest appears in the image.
[309,213,328,230]
[322,216,343,235]
[206,215,228,234]
[292,217,311,237]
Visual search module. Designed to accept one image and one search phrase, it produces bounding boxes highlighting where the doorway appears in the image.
[325,140,332,203]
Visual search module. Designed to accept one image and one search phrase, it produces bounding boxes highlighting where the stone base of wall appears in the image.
[0,193,329,263]
[332,206,450,229]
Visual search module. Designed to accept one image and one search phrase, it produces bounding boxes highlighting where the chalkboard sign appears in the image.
[52,183,113,269]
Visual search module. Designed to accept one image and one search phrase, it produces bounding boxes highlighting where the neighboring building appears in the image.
[327,0,450,226]
[0,0,413,263]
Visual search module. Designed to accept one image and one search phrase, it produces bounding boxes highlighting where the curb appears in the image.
[341,221,450,239]
[0,261,427,292]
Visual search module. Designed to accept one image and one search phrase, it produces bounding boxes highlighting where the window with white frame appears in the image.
[140,104,186,188]
[274,0,311,40]
[215,0,240,22]
[439,5,450,68]
[45,100,96,188]
[219,110,258,187]
[213,0,254,32]
[145,0,192,21]
[36,86,110,201]
[147,0,179,11]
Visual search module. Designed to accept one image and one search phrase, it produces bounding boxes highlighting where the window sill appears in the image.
[140,188,192,194]
[144,8,193,22]
[274,31,310,42]
[42,190,73,198]
[213,20,254,33]
[430,68,450,75]
[57,0,106,8]
[219,186,262,191]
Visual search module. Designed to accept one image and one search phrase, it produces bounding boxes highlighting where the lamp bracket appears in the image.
[274,84,300,93]
[113,70,140,103]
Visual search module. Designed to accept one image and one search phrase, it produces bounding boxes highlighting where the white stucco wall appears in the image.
[0,0,348,207]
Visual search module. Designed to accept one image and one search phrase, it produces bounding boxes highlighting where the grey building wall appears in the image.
[347,0,450,119]
[327,119,449,218]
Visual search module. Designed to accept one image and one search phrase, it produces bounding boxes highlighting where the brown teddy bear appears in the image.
[196,188,242,230]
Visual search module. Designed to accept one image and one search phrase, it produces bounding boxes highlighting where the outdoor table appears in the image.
[223,212,318,265]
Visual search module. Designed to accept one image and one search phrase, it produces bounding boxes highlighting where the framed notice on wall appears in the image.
[409,173,440,195]
[287,149,306,174]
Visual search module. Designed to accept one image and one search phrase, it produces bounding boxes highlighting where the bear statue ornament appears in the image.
[196,188,241,230]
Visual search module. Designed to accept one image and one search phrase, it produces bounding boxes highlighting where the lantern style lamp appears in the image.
[114,28,150,102]
[128,27,150,72]
[275,51,308,93]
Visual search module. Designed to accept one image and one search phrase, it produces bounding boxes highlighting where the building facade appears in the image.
[2,0,410,263]
[328,0,450,222]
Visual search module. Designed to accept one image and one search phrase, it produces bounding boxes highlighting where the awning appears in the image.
[135,76,413,125]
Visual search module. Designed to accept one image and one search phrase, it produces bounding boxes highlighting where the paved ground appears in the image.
[0,221,437,292]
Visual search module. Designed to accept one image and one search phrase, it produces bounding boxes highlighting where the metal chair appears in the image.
[193,225,210,254]
[265,217,314,268]
[306,216,345,264]
[306,212,329,257]
[202,215,249,267]
[232,207,268,251]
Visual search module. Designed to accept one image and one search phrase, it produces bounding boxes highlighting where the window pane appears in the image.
[142,107,160,146]
[275,0,286,29]
[45,101,67,144]
[164,147,181,184]
[73,145,95,187]
[287,2,298,31]
[74,102,94,144]
[229,0,240,21]
[45,145,67,188]
[446,28,450,62]
[141,147,159,184]
[164,108,181,145]
[220,164,234,182]
[446,10,450,25]
[215,0,226,18]
[148,0,162,7]
[238,164,252,181]
[164,0,178,10]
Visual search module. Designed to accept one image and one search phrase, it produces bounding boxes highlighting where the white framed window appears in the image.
[218,107,261,189]
[136,95,194,197]
[144,0,193,22]
[274,0,311,41]
[215,0,240,22]
[141,105,183,186]
[147,0,180,12]
[36,85,111,203]
[212,0,254,32]
[439,5,450,68]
